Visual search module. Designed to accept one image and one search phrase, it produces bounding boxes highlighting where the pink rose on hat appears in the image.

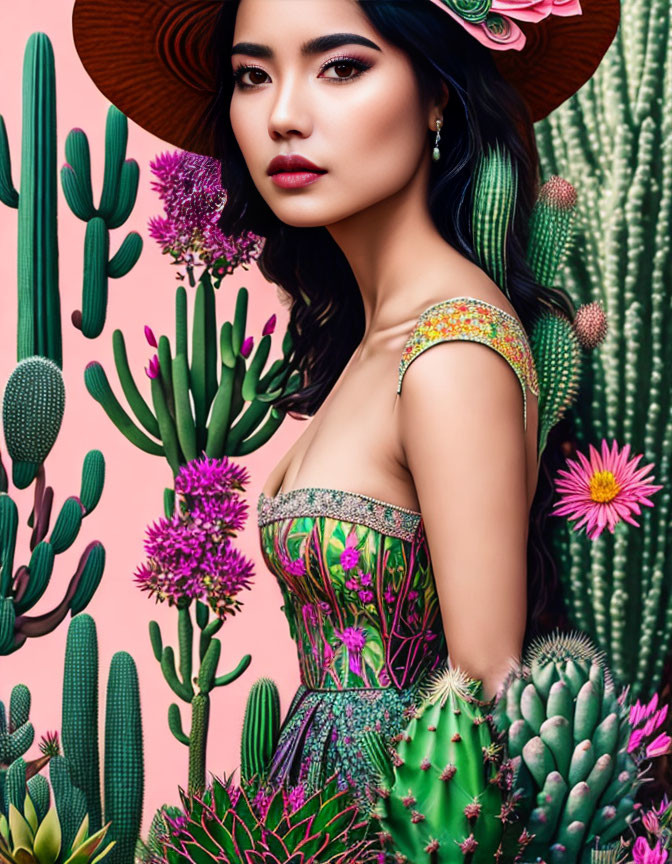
[427,0,583,51]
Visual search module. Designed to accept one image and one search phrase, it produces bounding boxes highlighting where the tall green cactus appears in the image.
[60,615,143,864]
[0,33,61,368]
[532,0,672,697]
[61,106,143,338]
[85,275,300,480]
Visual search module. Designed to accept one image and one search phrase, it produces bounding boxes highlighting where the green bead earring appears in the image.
[432,118,443,162]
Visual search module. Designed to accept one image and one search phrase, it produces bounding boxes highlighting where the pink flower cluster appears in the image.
[148,149,263,280]
[133,454,254,619]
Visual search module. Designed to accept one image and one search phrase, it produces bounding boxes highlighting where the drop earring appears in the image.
[432,119,442,162]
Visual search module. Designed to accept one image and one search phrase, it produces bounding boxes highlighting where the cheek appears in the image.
[329,81,427,190]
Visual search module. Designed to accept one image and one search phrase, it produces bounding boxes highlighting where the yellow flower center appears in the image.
[589,470,620,503]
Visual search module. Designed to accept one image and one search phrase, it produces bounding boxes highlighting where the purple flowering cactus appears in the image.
[148,150,263,284]
[134,453,254,619]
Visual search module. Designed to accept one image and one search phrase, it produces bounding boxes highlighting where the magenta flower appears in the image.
[145,354,160,379]
[144,325,158,348]
[632,836,668,864]
[148,149,263,280]
[340,533,361,571]
[241,335,254,358]
[551,438,663,540]
[262,314,277,336]
[335,626,367,676]
[133,453,254,619]
[286,557,306,577]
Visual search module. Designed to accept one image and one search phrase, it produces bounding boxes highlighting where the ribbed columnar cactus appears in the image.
[533,0,672,696]
[472,140,518,300]
[85,280,300,478]
[0,33,61,367]
[529,311,583,462]
[239,678,281,784]
[59,615,143,864]
[0,447,105,654]
[363,665,528,863]
[61,105,142,338]
[491,631,647,863]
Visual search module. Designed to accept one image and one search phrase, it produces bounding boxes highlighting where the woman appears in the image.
[73,0,619,817]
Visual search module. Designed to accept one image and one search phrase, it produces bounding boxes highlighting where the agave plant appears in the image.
[157,771,381,864]
[0,800,114,864]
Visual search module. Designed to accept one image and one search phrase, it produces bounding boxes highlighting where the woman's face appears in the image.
[229,0,435,228]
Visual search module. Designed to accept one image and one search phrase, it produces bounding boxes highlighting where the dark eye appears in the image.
[320,58,370,81]
[232,65,269,88]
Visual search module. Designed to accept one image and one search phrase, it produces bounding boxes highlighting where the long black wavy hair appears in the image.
[204,0,576,652]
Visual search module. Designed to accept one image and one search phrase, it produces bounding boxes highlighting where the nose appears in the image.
[267,70,313,140]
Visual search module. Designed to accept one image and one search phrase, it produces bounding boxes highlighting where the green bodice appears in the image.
[257,486,448,691]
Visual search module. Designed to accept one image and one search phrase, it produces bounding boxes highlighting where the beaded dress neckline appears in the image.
[257,486,423,542]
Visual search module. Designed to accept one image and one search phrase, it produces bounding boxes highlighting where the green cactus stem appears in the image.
[239,678,281,784]
[0,451,105,655]
[471,140,518,301]
[149,602,251,796]
[60,615,144,864]
[86,277,299,477]
[0,34,62,367]
[62,106,142,339]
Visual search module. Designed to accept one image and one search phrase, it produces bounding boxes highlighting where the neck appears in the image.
[323,155,466,344]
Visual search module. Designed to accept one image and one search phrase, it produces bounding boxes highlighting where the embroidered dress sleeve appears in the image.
[397,296,540,432]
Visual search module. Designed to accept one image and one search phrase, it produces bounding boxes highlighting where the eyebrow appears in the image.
[230,32,382,58]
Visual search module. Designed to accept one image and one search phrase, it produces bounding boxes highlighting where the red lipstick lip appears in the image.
[267,154,326,175]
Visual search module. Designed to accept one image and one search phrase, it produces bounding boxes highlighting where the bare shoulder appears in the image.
[439,267,522,326]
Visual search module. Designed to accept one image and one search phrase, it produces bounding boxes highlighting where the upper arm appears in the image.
[397,330,528,698]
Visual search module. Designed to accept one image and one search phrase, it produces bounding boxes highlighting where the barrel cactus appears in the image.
[158,772,380,864]
[363,663,529,863]
[491,629,647,863]
[2,357,65,489]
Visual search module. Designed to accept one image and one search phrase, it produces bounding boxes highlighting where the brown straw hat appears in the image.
[72,0,620,159]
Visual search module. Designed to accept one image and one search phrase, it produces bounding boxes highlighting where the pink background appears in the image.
[0,0,305,835]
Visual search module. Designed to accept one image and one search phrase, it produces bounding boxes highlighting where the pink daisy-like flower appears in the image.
[551,438,663,540]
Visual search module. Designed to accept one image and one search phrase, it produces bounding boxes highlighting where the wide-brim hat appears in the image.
[72,0,620,159]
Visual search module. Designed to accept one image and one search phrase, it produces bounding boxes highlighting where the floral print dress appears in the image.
[256,297,540,813]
